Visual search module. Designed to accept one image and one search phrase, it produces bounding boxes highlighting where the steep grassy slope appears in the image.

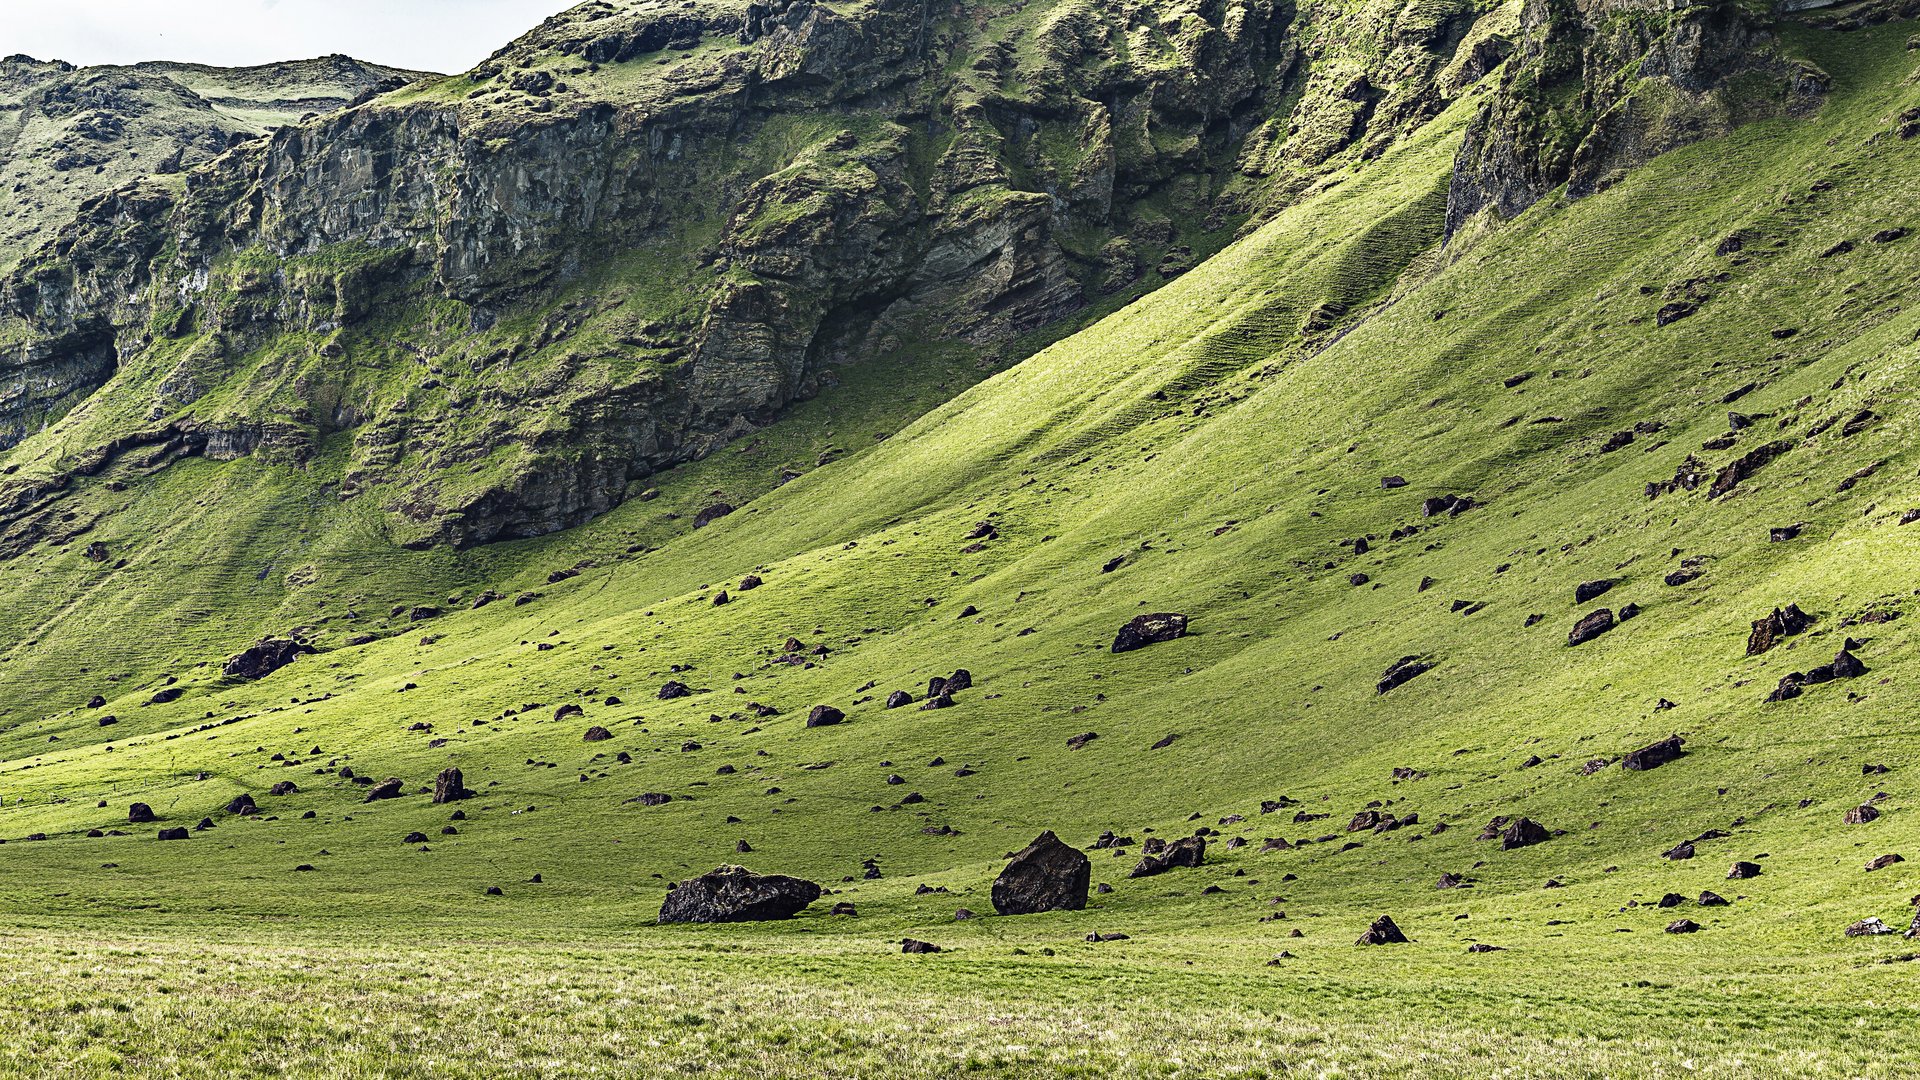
[0,10,1918,1079]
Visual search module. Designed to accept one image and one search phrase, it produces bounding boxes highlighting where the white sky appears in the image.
[2,1,582,74]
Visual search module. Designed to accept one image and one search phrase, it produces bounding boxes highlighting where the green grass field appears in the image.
[1,12,1920,1078]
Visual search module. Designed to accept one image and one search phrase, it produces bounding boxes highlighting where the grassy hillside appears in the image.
[0,12,1918,1079]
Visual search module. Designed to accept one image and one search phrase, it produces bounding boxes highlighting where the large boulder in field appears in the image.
[128,802,156,824]
[222,638,314,681]
[658,865,821,923]
[805,705,845,728]
[1111,613,1188,654]
[991,831,1091,915]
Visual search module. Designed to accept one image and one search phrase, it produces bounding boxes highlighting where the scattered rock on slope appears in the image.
[1845,917,1894,937]
[1129,834,1206,878]
[1112,613,1189,654]
[433,767,471,803]
[222,638,314,681]
[363,777,405,802]
[1622,736,1685,772]
[1747,605,1812,655]
[1356,915,1409,945]
[1575,579,1617,603]
[1500,818,1550,850]
[1568,609,1615,646]
[1377,655,1435,694]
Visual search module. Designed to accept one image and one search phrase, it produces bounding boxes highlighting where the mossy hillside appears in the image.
[0,11,1912,939]
[0,12,1914,1078]
[2,0,1336,555]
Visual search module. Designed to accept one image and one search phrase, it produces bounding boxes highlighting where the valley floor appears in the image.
[1,913,1912,1078]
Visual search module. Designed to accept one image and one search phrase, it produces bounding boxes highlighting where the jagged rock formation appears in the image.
[1445,0,1830,239]
[0,53,429,269]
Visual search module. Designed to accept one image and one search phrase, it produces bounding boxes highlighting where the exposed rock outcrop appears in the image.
[1446,0,1828,240]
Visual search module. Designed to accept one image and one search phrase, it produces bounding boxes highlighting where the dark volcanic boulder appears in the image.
[884,690,913,709]
[1356,915,1409,945]
[658,681,693,700]
[1622,735,1686,772]
[658,865,821,923]
[224,793,258,816]
[128,802,156,824]
[1832,649,1869,679]
[692,503,735,528]
[1568,609,1615,646]
[1727,860,1763,879]
[268,781,298,796]
[157,827,189,841]
[1574,579,1617,604]
[991,830,1091,915]
[1128,834,1206,878]
[1111,613,1189,654]
[433,767,471,804]
[1376,655,1435,694]
[222,638,314,681]
[1844,804,1880,825]
[1747,604,1812,656]
[583,725,613,742]
[364,777,405,802]
[1500,817,1550,850]
[805,705,845,728]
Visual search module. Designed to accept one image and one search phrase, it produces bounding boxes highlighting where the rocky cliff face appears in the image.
[0,53,428,270]
[0,0,1523,549]
[1445,0,1830,239]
